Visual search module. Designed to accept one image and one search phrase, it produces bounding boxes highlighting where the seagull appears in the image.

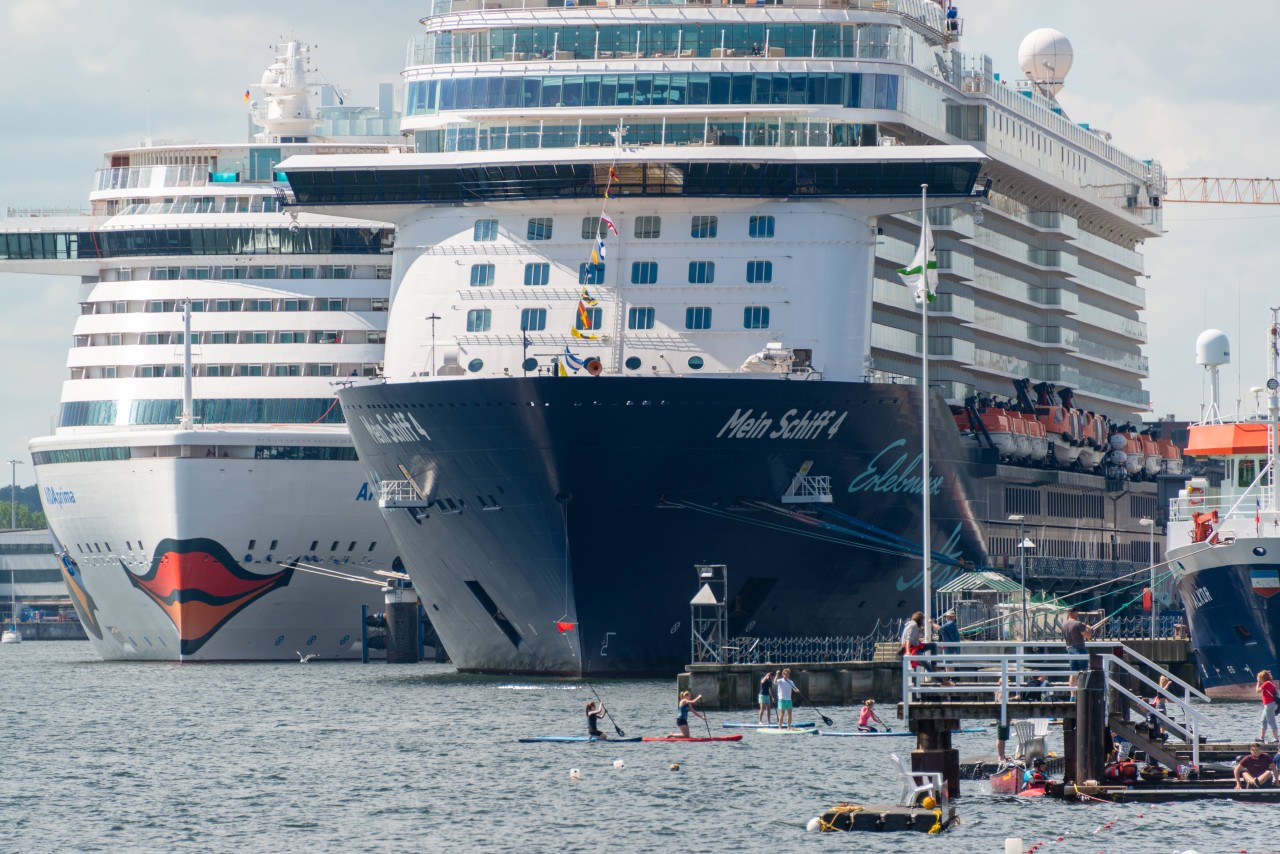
[297,651,317,663]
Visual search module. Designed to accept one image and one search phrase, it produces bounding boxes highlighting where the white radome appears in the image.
[1017,28,1073,96]
[1195,329,1230,367]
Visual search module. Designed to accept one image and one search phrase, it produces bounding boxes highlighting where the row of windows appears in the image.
[70,538,380,557]
[0,228,392,262]
[72,363,378,381]
[77,330,375,346]
[31,445,357,466]
[92,297,389,314]
[31,447,131,466]
[474,214,776,242]
[469,260,775,287]
[99,265,385,284]
[465,305,770,332]
[57,399,346,428]
[409,72,900,114]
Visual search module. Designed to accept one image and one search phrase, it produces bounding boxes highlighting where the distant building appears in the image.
[0,529,70,619]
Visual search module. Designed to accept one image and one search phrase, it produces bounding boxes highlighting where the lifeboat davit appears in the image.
[976,405,1016,457]
[1157,436,1184,475]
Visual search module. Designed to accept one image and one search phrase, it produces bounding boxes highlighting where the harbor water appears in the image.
[1,642,1273,853]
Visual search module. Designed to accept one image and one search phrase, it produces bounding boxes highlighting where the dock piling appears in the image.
[1075,667,1107,783]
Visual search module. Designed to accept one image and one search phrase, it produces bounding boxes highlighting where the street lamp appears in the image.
[1139,517,1155,640]
[5,460,22,530]
[1008,515,1036,643]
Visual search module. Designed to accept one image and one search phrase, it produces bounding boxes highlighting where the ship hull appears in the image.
[1170,537,1280,699]
[341,375,992,676]
[34,440,389,661]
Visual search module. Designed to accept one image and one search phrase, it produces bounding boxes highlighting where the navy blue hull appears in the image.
[1172,540,1280,699]
[341,376,992,675]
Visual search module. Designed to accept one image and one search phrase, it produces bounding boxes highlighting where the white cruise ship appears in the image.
[0,41,404,660]
[278,4,1172,675]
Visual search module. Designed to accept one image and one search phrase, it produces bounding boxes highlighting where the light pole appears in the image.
[1140,517,1155,640]
[1008,515,1035,642]
[5,460,22,530]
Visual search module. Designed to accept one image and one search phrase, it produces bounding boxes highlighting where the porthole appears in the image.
[1254,547,1268,557]
[467,358,484,373]
[687,356,704,370]
[522,357,537,372]
[625,356,641,370]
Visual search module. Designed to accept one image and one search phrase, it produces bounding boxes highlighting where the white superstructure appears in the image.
[0,41,404,660]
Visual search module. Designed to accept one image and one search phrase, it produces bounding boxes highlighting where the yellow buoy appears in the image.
[920,796,937,809]
[669,763,680,771]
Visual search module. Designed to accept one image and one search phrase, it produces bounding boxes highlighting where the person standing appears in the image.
[670,690,706,738]
[1060,607,1090,688]
[857,699,886,733]
[757,670,776,724]
[936,609,961,676]
[586,700,609,740]
[774,668,799,729]
[901,611,937,673]
[1257,669,1279,743]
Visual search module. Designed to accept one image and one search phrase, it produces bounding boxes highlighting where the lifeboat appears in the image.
[1156,436,1184,475]
[1076,413,1107,470]
[1007,409,1031,460]
[1137,432,1162,478]
[1036,405,1082,467]
[974,405,1015,457]
[1110,430,1144,477]
[1021,413,1048,462]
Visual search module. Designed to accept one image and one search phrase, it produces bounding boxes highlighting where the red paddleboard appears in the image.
[641,734,744,742]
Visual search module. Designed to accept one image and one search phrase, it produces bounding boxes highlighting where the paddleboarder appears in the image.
[757,671,776,724]
[670,691,706,738]
[586,700,609,740]
[857,699,886,733]
[774,668,799,729]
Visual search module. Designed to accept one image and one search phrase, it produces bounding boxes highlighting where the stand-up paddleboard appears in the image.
[640,734,744,742]
[721,721,815,729]
[753,726,820,735]
[518,736,643,743]
[819,727,988,738]
[1018,785,1047,798]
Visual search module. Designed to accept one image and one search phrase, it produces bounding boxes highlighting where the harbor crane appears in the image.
[1163,178,1280,205]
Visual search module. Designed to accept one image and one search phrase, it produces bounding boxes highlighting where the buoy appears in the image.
[613,759,625,770]
[569,768,581,781]
[806,817,822,833]
[669,763,680,771]
[1004,839,1023,854]
[921,796,937,809]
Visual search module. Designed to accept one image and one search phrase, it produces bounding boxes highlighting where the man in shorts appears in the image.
[1060,607,1090,688]
[774,668,799,729]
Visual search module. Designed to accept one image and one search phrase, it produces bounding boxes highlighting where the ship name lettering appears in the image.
[360,411,431,445]
[1190,586,1212,607]
[846,439,943,497]
[43,486,76,506]
[717,408,848,441]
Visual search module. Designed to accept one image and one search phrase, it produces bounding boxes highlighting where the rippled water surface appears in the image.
[1,642,1276,853]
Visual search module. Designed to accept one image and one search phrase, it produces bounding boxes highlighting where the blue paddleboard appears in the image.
[518,736,643,743]
[820,727,988,737]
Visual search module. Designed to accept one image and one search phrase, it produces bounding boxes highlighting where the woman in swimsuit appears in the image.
[670,690,705,737]
[586,700,609,740]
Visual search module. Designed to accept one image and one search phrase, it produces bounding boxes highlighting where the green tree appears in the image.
[0,484,47,529]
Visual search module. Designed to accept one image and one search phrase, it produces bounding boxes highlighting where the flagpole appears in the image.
[920,183,932,644]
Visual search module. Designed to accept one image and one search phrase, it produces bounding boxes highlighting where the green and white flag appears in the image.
[898,216,937,306]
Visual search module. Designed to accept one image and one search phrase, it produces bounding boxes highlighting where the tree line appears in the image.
[0,485,48,529]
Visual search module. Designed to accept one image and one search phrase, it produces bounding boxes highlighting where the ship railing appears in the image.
[378,479,432,509]
[716,620,903,664]
[4,207,90,218]
[1169,494,1276,524]
[902,641,1209,765]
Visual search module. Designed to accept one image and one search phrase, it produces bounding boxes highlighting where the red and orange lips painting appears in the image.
[125,538,294,656]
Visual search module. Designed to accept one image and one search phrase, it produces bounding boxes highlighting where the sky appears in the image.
[0,0,1273,486]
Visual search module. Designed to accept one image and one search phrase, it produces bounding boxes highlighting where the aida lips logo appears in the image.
[125,538,293,655]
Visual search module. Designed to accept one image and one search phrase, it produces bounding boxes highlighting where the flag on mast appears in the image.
[897,214,938,305]
[600,213,618,236]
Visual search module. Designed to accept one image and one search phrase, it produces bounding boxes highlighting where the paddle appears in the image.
[795,689,834,728]
[586,682,625,737]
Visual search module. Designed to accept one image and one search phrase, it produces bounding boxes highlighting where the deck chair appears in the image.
[889,752,944,808]
[1012,720,1047,762]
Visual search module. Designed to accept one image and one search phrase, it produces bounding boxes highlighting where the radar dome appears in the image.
[1018,29,1073,97]
[1195,329,1230,367]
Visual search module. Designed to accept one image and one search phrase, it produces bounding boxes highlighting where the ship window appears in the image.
[578,263,606,285]
[369,542,377,551]
[468,358,484,372]
[625,356,642,370]
[685,307,713,330]
[1239,458,1257,489]
[628,307,655,330]
[688,356,705,370]
[521,308,547,331]
[248,540,257,550]
[330,541,339,551]
[526,217,553,241]
[749,215,776,238]
[634,216,661,239]
[743,306,770,329]
[473,219,498,241]
[348,541,356,552]
[747,260,773,284]
[310,541,319,551]
[269,540,278,550]
[631,262,658,285]
[469,263,495,287]
[575,307,603,332]
[688,262,715,284]
[691,215,718,238]
[466,309,492,332]
[524,262,550,286]
[581,216,607,239]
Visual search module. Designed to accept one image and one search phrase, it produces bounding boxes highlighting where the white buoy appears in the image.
[1004,839,1022,854]
[569,768,581,781]
[806,817,822,833]
[613,759,625,770]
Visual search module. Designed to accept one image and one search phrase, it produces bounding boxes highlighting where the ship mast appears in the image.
[919,184,933,642]
[1269,308,1279,514]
